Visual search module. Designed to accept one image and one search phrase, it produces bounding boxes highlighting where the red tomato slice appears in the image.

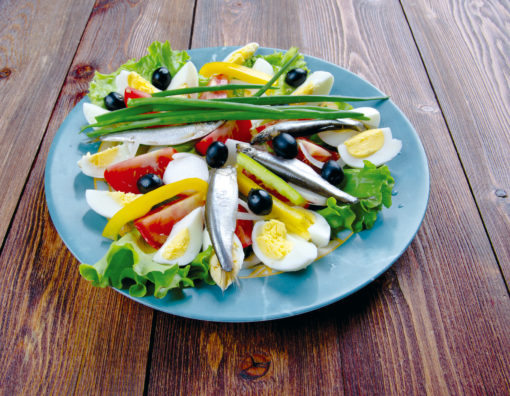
[104,147,177,193]
[296,138,339,165]
[235,205,254,248]
[199,74,230,99]
[124,87,151,106]
[134,193,206,249]
[195,120,252,155]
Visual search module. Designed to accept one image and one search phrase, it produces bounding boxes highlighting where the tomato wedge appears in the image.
[235,205,254,248]
[134,192,206,248]
[199,74,230,99]
[124,87,151,106]
[195,120,252,155]
[104,147,177,193]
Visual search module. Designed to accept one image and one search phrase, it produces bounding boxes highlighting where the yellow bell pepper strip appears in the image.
[199,62,273,85]
[237,172,311,239]
[102,178,208,240]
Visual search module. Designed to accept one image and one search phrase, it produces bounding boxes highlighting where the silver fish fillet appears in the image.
[251,119,366,145]
[205,166,238,272]
[237,143,359,204]
[100,121,224,146]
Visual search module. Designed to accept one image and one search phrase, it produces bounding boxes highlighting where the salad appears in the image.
[77,41,400,297]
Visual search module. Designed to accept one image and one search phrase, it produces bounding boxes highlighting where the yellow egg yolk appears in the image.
[162,228,190,260]
[344,129,385,158]
[256,220,293,260]
[108,191,140,205]
[225,43,259,64]
[292,82,314,96]
[87,146,120,167]
[127,72,159,94]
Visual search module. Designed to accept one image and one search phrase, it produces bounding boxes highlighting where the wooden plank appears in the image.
[399,0,510,278]
[146,0,510,394]
[0,0,196,394]
[0,0,96,248]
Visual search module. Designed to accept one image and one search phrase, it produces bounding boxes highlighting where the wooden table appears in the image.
[1,0,509,394]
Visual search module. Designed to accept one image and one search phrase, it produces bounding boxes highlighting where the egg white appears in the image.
[153,207,204,266]
[251,220,318,272]
[115,70,131,95]
[77,142,137,178]
[355,107,380,129]
[83,102,110,125]
[307,211,331,248]
[168,62,198,91]
[338,127,402,168]
[252,58,274,76]
[162,153,209,185]
[291,71,334,96]
[85,189,141,218]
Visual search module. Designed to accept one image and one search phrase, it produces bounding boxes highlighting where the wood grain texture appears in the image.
[0,0,196,394]
[400,0,510,279]
[0,0,96,248]
[145,0,510,394]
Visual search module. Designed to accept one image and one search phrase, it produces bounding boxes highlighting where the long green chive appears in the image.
[150,84,277,97]
[253,51,299,97]
[211,94,388,104]
[85,109,367,138]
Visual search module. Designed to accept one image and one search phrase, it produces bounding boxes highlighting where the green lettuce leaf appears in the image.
[318,161,395,235]
[79,230,214,298]
[243,47,308,95]
[88,41,190,107]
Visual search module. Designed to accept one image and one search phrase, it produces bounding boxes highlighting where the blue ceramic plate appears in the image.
[45,47,429,322]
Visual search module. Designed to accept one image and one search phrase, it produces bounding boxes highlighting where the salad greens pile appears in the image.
[89,41,190,107]
[79,41,396,299]
[79,231,214,298]
[318,161,395,233]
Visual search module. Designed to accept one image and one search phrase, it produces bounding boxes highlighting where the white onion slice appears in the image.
[297,140,326,169]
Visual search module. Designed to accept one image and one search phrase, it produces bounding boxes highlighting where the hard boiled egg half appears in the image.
[115,70,160,95]
[291,71,334,96]
[162,153,209,185]
[338,127,402,168]
[224,42,259,64]
[153,207,204,266]
[252,219,318,272]
[168,62,199,91]
[77,142,138,178]
[85,189,141,218]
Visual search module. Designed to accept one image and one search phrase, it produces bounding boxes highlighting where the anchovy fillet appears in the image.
[251,119,366,145]
[237,144,359,204]
[205,166,238,272]
[100,121,224,146]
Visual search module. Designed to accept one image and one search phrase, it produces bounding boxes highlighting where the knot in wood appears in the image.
[71,64,95,81]
[0,67,12,80]
[495,189,507,198]
[239,353,271,380]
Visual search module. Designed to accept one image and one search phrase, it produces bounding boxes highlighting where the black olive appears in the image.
[206,141,229,168]
[273,133,298,159]
[152,67,172,90]
[321,160,344,186]
[137,173,163,193]
[285,68,308,87]
[104,92,126,111]
[248,189,273,215]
